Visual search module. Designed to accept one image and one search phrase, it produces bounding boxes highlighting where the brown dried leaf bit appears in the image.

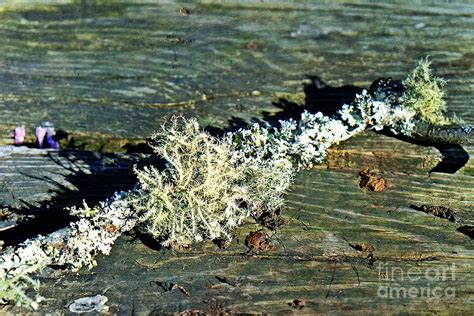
[245,230,272,253]
[101,224,119,235]
[350,242,375,253]
[421,205,456,222]
[360,242,374,252]
[246,42,258,50]
[170,241,192,252]
[359,168,387,192]
[253,205,288,229]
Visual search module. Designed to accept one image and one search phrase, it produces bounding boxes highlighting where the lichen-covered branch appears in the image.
[411,123,473,145]
[229,89,416,171]
[1,59,470,310]
[1,192,140,309]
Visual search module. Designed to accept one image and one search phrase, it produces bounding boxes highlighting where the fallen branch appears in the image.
[1,58,470,310]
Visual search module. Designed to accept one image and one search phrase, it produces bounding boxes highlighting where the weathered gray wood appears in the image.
[0,0,472,145]
[5,163,471,314]
[0,147,157,249]
[0,146,152,209]
[2,136,473,314]
[326,131,443,173]
[0,0,473,314]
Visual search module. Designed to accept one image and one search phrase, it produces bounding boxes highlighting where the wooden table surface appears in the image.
[0,1,472,314]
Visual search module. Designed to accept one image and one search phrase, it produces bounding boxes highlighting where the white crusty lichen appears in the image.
[230,88,417,170]
[0,59,457,310]
[1,192,138,310]
[58,192,140,270]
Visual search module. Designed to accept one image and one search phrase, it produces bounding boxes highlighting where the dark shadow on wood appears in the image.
[429,144,470,173]
[123,141,155,154]
[0,150,160,248]
[204,76,364,135]
[261,76,364,126]
[457,225,474,239]
[304,76,364,118]
[381,129,470,174]
[131,231,165,251]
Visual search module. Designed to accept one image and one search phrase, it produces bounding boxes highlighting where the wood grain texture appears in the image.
[5,164,471,314]
[0,0,473,314]
[0,0,472,142]
[0,147,153,209]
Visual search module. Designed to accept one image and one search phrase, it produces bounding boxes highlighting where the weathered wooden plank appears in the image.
[326,131,443,173]
[3,165,469,314]
[0,146,160,248]
[0,0,472,145]
[0,0,473,314]
[0,146,153,209]
[2,131,473,313]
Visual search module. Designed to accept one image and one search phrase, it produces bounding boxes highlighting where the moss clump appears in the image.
[402,58,450,125]
[127,117,293,248]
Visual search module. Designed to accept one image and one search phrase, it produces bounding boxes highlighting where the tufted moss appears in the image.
[402,58,450,125]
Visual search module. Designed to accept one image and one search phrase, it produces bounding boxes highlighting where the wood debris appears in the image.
[359,168,387,192]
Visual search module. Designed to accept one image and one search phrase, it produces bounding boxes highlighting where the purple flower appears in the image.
[14,126,26,146]
[36,126,47,148]
[46,127,59,149]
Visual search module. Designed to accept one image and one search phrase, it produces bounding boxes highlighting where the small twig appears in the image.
[351,263,361,286]
[215,275,237,287]
[173,284,190,297]
[102,281,126,295]
[411,123,473,144]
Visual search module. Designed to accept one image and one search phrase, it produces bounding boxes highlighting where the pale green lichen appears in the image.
[0,262,44,310]
[127,117,293,248]
[402,58,449,125]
